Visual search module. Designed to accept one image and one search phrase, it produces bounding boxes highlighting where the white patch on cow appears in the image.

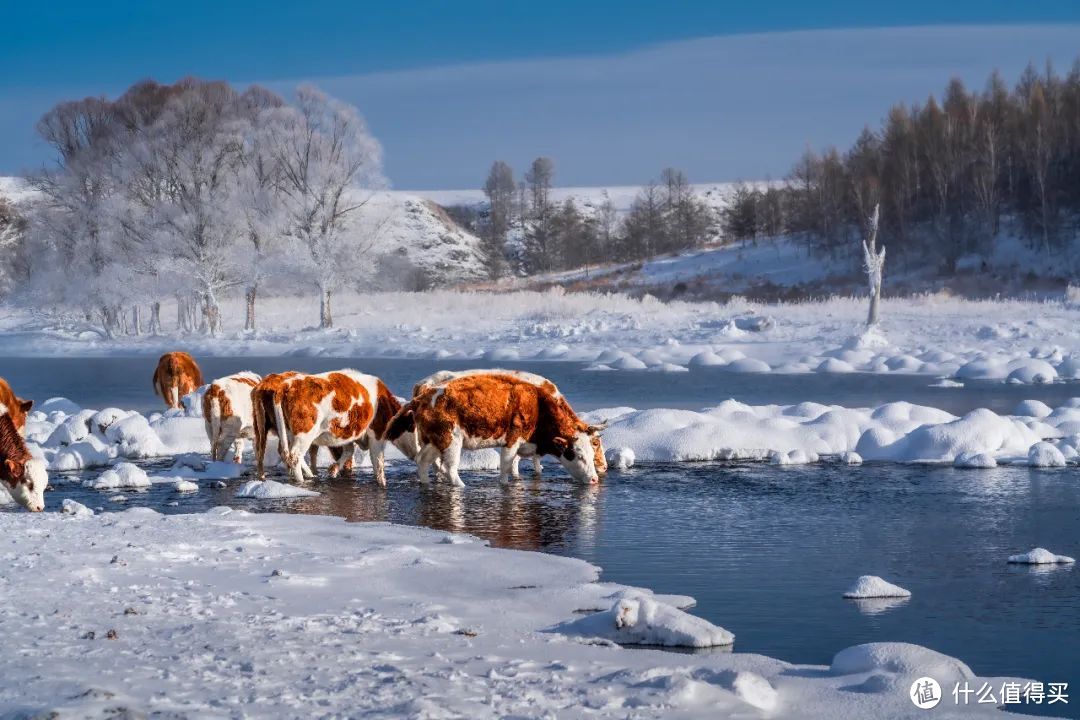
[558,431,600,484]
[8,457,47,512]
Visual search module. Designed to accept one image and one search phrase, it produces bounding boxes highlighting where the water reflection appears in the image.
[253,465,608,552]
[848,596,911,616]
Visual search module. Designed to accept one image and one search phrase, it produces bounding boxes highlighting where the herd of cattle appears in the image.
[0,352,608,513]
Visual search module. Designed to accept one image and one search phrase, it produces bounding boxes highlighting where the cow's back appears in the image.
[0,377,29,431]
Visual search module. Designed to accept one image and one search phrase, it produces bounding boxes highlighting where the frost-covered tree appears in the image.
[481,161,515,279]
[268,85,384,328]
[235,87,288,331]
[863,204,885,326]
[119,81,249,335]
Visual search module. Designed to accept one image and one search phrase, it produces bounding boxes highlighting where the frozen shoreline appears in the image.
[3,292,1080,385]
[0,509,1048,718]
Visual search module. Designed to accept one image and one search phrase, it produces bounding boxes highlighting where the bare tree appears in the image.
[269,85,384,328]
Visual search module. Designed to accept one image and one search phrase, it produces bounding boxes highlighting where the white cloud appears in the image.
[4,24,1079,188]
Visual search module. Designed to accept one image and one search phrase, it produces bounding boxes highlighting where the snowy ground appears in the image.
[0,508,1047,718]
[5,292,1080,386]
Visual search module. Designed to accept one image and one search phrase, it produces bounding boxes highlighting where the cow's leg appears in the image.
[231,438,245,464]
[510,455,521,480]
[441,432,465,487]
[368,437,387,487]
[288,432,319,484]
[329,444,354,479]
[417,444,440,484]
[498,440,524,485]
[532,456,543,477]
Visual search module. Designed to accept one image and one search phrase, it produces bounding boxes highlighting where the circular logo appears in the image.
[910,677,942,709]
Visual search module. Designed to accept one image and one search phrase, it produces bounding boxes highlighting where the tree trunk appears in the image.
[244,285,257,332]
[149,302,162,335]
[202,291,221,337]
[863,204,884,327]
[132,305,142,336]
[320,288,333,329]
[177,295,186,332]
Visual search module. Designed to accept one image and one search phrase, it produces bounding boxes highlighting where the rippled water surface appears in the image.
[2,357,1078,717]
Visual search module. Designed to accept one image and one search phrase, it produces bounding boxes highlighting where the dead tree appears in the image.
[863,204,885,327]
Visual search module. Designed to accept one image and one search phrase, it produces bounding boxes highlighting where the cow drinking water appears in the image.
[404,369,607,479]
[152,352,203,409]
[408,372,603,486]
[0,403,47,512]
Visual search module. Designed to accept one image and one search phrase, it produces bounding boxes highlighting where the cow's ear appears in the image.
[552,437,568,451]
[5,459,22,480]
[586,423,606,434]
[19,399,33,413]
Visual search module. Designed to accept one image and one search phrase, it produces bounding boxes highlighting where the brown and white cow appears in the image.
[0,403,47,512]
[202,371,261,463]
[408,369,608,478]
[0,377,34,435]
[252,370,402,485]
[153,352,203,409]
[409,372,603,486]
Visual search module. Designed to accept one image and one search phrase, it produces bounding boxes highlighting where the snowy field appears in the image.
[5,292,1080,386]
[0,507,1049,718]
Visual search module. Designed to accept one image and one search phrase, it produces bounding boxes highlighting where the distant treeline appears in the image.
[462,159,717,278]
[725,61,1080,272]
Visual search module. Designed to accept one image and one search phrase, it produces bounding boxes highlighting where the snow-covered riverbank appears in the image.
[0,509,1046,718]
[14,392,1080,493]
[4,292,1080,384]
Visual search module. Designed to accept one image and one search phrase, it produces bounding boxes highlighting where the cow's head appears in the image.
[384,404,420,460]
[3,456,47,512]
[552,426,602,484]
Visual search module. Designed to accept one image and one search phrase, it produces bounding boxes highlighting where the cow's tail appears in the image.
[273,396,291,466]
[252,389,267,478]
[204,392,222,461]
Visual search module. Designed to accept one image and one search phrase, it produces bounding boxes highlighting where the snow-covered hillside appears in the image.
[360,191,486,286]
[0,177,487,288]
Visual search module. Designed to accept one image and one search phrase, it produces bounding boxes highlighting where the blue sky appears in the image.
[2,2,1080,187]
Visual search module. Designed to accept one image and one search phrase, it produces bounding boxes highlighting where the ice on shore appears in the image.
[553,594,735,648]
[1007,548,1075,564]
[842,575,911,599]
[235,480,319,499]
[1027,442,1067,467]
[84,462,151,490]
[601,398,1080,467]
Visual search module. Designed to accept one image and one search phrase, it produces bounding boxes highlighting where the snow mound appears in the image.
[174,479,199,493]
[235,480,319,499]
[1027,442,1067,467]
[840,451,863,465]
[60,499,93,517]
[842,575,911,599]
[1007,548,1075,564]
[831,642,974,689]
[1015,400,1053,418]
[954,452,997,468]
[606,447,635,470]
[554,594,734,648]
[84,462,151,490]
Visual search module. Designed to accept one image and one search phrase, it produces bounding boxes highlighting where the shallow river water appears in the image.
[1,356,1077,717]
